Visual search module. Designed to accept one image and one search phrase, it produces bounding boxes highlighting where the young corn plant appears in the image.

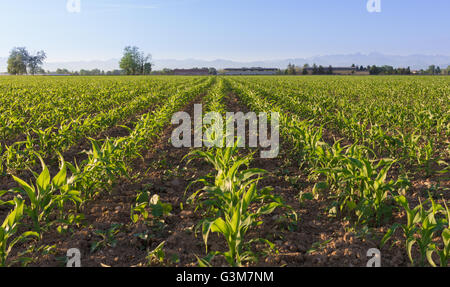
[69,138,129,200]
[314,148,405,226]
[382,195,449,267]
[186,141,294,267]
[0,197,39,266]
[4,139,36,173]
[32,126,57,155]
[90,223,123,253]
[10,154,82,235]
[290,120,326,170]
[427,201,449,267]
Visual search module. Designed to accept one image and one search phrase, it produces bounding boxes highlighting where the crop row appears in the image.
[0,76,208,173]
[184,79,294,266]
[0,76,215,266]
[227,77,449,267]
[231,76,449,172]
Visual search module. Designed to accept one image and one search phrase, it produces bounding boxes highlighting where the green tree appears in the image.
[327,65,333,75]
[312,63,318,75]
[7,47,29,75]
[27,51,47,75]
[427,65,436,75]
[369,65,382,75]
[286,63,296,75]
[143,63,152,75]
[302,64,309,75]
[56,68,71,75]
[119,46,152,75]
[208,68,217,75]
[7,47,47,75]
[318,65,325,75]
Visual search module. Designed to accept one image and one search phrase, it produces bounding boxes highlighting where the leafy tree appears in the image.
[106,70,124,76]
[7,47,29,75]
[119,46,152,75]
[286,63,296,75]
[382,65,394,75]
[427,65,436,75]
[143,63,152,75]
[435,66,441,75]
[7,47,47,75]
[369,65,382,75]
[208,68,217,75]
[327,65,333,75]
[162,68,173,75]
[55,68,72,75]
[302,64,309,75]
[318,65,325,75]
[312,64,318,75]
[27,51,47,75]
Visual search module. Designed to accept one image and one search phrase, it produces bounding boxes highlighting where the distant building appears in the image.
[173,68,210,76]
[223,67,278,75]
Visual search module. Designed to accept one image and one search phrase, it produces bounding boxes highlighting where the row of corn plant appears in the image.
[0,77,207,173]
[231,76,449,174]
[185,80,295,266]
[229,78,404,226]
[0,77,215,265]
[228,77,449,266]
[0,76,202,142]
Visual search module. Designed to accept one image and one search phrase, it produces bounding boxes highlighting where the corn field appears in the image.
[0,75,448,267]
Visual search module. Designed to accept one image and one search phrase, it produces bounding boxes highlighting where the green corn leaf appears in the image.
[211,217,230,238]
[406,238,416,265]
[52,157,67,187]
[202,220,214,252]
[257,202,282,216]
[36,156,51,192]
[243,184,256,211]
[12,176,36,205]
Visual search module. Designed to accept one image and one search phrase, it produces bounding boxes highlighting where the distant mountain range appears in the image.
[1,53,450,73]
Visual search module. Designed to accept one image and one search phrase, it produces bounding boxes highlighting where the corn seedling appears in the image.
[90,223,123,253]
[186,140,294,266]
[0,197,39,266]
[10,154,81,235]
[382,195,449,266]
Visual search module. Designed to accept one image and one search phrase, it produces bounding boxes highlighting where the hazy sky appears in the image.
[0,0,449,62]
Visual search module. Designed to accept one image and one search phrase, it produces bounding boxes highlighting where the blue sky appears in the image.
[0,0,449,62]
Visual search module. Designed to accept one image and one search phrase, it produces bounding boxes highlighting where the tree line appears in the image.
[281,63,348,75]
[279,63,450,75]
[4,46,153,76]
[3,46,450,76]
